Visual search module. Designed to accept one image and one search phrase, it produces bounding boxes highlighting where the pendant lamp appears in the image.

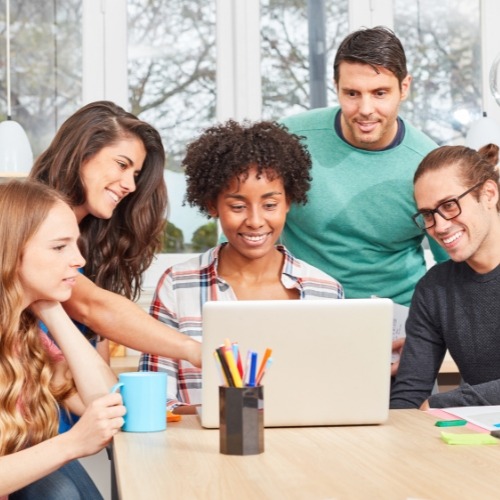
[465,51,500,151]
[0,0,33,177]
[465,112,500,151]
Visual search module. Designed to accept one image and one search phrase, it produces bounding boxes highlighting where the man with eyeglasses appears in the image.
[391,144,500,409]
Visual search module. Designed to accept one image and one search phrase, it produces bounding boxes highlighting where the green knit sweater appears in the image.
[281,106,448,306]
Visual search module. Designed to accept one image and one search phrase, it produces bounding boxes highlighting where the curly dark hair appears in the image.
[183,120,312,216]
[29,101,167,301]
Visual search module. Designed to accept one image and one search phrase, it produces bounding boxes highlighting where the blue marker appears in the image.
[493,423,500,428]
[248,351,258,387]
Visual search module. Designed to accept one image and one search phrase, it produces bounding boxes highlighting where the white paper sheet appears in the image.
[442,406,500,431]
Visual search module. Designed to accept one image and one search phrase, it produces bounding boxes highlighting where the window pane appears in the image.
[0,0,82,155]
[127,0,216,253]
[394,0,481,145]
[260,0,349,119]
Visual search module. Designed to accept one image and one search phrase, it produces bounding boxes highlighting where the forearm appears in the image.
[390,335,444,409]
[90,303,200,364]
[428,379,500,408]
[64,275,201,367]
[38,303,116,403]
[0,433,76,496]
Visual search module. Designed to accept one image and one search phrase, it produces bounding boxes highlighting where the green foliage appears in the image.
[161,220,185,253]
[191,221,217,252]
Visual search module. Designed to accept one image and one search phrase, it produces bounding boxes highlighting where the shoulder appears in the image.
[280,107,338,134]
[157,246,219,286]
[399,117,438,156]
[415,260,462,292]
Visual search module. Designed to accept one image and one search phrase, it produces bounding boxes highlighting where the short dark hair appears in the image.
[333,26,408,88]
[414,144,500,211]
[183,120,312,216]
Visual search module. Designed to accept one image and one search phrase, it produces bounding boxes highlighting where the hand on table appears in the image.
[390,337,405,377]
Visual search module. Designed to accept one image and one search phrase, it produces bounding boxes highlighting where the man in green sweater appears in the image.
[281,26,448,374]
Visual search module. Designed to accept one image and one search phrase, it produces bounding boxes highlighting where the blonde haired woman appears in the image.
[0,181,125,499]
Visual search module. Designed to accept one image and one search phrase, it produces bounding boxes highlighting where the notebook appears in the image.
[199,298,393,428]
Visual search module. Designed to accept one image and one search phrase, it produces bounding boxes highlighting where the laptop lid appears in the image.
[200,298,393,428]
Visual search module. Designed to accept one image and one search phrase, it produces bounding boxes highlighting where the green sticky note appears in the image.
[441,432,499,445]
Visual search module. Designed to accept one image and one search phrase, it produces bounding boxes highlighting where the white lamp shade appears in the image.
[0,120,33,176]
[465,116,500,151]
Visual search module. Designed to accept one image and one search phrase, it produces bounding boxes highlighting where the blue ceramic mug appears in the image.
[111,372,167,432]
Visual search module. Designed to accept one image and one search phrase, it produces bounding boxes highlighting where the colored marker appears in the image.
[248,351,258,387]
[256,357,273,385]
[213,350,227,385]
[232,342,244,378]
[256,348,272,384]
[224,345,243,387]
[215,346,234,387]
[243,350,252,385]
[435,419,467,427]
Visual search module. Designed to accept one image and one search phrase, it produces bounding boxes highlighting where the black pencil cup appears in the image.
[219,385,264,455]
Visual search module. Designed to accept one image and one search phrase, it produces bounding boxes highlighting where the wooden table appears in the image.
[112,410,500,499]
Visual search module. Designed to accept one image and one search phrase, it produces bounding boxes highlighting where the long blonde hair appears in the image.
[0,180,73,455]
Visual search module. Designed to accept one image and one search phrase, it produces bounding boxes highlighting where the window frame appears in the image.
[83,0,500,280]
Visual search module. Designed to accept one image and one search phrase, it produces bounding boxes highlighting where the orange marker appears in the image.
[256,348,272,385]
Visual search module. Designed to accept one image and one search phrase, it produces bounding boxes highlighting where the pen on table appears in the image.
[256,357,273,385]
[247,351,258,387]
[435,419,467,427]
[256,348,272,384]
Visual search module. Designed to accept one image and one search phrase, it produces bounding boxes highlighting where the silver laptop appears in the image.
[200,298,393,428]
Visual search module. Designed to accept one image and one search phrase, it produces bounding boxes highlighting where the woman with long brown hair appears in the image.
[29,101,201,367]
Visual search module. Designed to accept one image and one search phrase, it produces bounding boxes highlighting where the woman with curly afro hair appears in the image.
[139,119,344,414]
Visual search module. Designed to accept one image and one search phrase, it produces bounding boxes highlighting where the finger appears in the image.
[392,337,405,351]
[390,361,399,377]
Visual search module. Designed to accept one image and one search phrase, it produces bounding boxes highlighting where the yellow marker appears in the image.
[224,347,243,387]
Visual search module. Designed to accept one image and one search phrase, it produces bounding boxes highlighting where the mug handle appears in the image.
[110,382,124,393]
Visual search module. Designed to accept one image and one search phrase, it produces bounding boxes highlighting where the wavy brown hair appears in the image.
[29,101,168,300]
[0,181,74,455]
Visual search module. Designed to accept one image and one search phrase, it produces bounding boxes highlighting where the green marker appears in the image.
[435,419,467,427]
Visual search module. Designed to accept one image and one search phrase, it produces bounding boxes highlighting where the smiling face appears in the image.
[211,166,290,263]
[74,135,147,222]
[18,201,86,309]
[414,165,500,273]
[336,61,410,150]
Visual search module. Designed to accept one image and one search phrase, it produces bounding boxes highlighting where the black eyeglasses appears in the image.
[412,182,483,230]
